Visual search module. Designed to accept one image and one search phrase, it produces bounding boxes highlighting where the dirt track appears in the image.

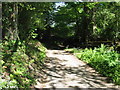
[34,50,120,89]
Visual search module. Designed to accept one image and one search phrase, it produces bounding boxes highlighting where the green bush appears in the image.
[73,44,120,85]
[0,39,46,88]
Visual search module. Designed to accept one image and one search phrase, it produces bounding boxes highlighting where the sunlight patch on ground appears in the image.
[35,50,120,88]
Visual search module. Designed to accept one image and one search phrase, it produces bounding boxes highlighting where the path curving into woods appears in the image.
[34,50,120,89]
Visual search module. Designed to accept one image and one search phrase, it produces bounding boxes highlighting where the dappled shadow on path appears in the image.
[35,50,120,89]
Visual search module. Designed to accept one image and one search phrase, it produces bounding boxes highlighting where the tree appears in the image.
[2,2,19,41]
[0,2,2,41]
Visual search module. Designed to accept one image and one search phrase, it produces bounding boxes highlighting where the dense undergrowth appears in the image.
[65,44,120,85]
[0,39,46,88]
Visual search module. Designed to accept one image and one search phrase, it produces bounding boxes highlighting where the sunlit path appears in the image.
[35,50,120,89]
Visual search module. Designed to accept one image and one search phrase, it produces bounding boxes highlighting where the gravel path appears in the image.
[34,50,120,89]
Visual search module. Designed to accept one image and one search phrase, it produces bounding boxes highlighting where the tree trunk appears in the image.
[80,3,89,44]
[0,2,2,42]
[74,3,90,44]
[74,4,81,43]
[4,3,19,41]
[10,3,19,40]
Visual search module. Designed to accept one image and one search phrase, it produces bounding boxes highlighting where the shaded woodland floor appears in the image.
[34,50,120,89]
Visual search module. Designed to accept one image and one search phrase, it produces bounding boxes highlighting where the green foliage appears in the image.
[65,48,75,53]
[0,40,46,88]
[73,44,120,85]
[18,2,54,41]
[0,77,17,89]
[3,2,120,48]
[26,40,46,62]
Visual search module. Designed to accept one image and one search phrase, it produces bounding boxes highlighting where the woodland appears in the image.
[0,2,120,88]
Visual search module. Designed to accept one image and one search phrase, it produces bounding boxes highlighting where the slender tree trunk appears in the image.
[43,11,51,41]
[88,6,96,41]
[3,3,19,41]
[80,3,89,44]
[74,4,81,43]
[10,3,19,40]
[116,5,119,42]
[0,2,2,42]
[74,3,89,44]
